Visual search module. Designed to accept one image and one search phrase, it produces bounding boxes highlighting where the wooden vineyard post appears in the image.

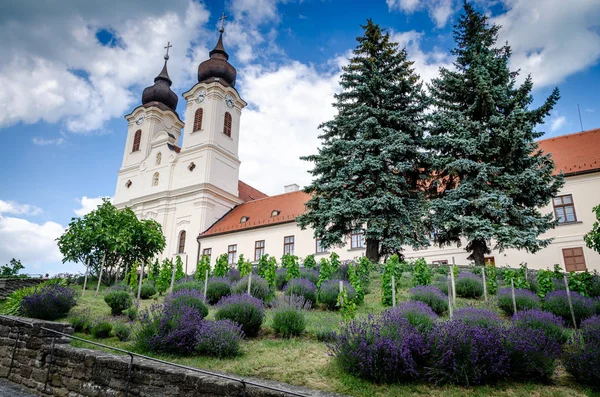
[94,253,106,297]
[447,274,453,318]
[169,257,177,294]
[564,274,578,329]
[391,275,396,307]
[450,266,456,307]
[339,280,344,307]
[511,278,517,315]
[136,261,145,309]
[82,257,90,296]
[247,272,252,295]
[482,267,488,301]
[203,269,209,301]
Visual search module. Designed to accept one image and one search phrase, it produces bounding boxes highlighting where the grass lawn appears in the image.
[14,276,600,396]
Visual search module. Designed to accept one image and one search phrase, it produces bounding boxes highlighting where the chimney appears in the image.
[284,183,300,193]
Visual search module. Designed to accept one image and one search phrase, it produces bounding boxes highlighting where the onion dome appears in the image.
[142,51,178,112]
[197,28,237,87]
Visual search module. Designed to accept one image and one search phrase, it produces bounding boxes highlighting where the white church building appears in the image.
[113,29,600,273]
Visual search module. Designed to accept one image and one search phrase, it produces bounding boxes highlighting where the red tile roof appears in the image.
[200,128,600,238]
[238,180,268,202]
[199,190,310,238]
[538,128,600,176]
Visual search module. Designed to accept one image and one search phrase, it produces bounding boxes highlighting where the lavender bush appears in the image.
[503,326,562,380]
[453,308,503,329]
[318,280,356,310]
[383,301,438,332]
[409,285,448,315]
[543,290,595,327]
[284,278,317,305]
[455,273,484,298]
[20,285,77,320]
[276,268,288,290]
[195,319,244,357]
[166,289,208,319]
[426,320,509,385]
[215,294,265,337]
[563,315,600,386]
[300,268,319,285]
[205,277,232,304]
[497,288,541,315]
[329,315,427,383]
[512,309,567,344]
[172,281,203,293]
[232,275,271,301]
[272,306,306,338]
[226,268,241,283]
[103,290,132,316]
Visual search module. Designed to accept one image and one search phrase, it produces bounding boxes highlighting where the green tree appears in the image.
[214,253,230,277]
[425,3,563,265]
[1,259,25,278]
[57,199,165,282]
[297,19,429,263]
[282,254,300,281]
[127,262,138,290]
[156,259,173,294]
[382,254,401,306]
[584,204,600,254]
[194,255,211,282]
[174,255,185,281]
[303,254,317,269]
[148,259,160,283]
[237,254,252,277]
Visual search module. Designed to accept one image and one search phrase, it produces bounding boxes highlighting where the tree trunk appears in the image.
[366,239,380,263]
[467,239,487,266]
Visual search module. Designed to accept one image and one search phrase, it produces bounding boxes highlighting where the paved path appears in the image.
[0,378,36,396]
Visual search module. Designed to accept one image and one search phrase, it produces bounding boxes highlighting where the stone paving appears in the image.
[0,378,36,397]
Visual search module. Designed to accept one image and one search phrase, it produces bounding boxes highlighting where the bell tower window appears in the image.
[223,112,232,137]
[193,108,203,132]
[132,129,142,152]
[152,172,159,186]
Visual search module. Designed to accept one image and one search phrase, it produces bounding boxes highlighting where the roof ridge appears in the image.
[238,180,268,198]
[239,189,306,204]
[538,127,600,143]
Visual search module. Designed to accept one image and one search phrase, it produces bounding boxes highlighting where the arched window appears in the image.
[156,152,162,165]
[132,129,142,152]
[152,172,159,186]
[178,231,186,253]
[193,108,203,132]
[223,112,232,137]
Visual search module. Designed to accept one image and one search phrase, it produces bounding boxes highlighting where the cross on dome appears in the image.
[164,41,172,60]
[219,12,228,33]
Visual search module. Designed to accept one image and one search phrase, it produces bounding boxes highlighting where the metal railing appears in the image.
[0,315,308,397]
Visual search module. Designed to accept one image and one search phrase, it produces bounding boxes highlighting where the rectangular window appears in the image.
[316,239,327,254]
[254,240,265,262]
[562,247,586,272]
[432,260,449,265]
[283,235,295,255]
[228,244,237,265]
[202,248,212,264]
[553,194,577,223]
[351,229,364,249]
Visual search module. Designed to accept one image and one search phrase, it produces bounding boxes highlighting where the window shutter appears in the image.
[132,130,142,152]
[224,112,232,137]
[193,108,203,132]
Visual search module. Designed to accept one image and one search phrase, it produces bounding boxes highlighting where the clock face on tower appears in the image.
[195,89,207,104]
[135,114,145,125]
[225,94,234,108]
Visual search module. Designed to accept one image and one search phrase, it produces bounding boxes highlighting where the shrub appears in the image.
[276,268,288,290]
[329,315,427,383]
[113,322,131,341]
[194,255,211,282]
[537,269,555,298]
[303,254,317,269]
[215,294,265,337]
[433,280,449,295]
[205,277,232,305]
[595,297,600,315]
[195,319,244,357]
[227,268,241,283]
[299,268,319,285]
[284,278,317,305]
[512,309,567,344]
[332,262,350,281]
[1,285,39,315]
[232,275,271,301]
[453,308,503,329]
[282,253,300,280]
[104,291,133,316]
[383,301,438,333]
[412,258,432,286]
[497,288,541,315]
[503,325,561,380]
[409,286,448,315]
[167,289,208,319]
[125,306,138,321]
[563,315,600,386]
[140,283,156,299]
[272,307,306,338]
[213,253,230,277]
[172,281,203,293]
[484,263,498,295]
[543,290,595,327]
[91,321,113,339]
[258,255,277,290]
[455,273,484,298]
[68,309,92,332]
[319,280,356,310]
[426,320,509,385]
[20,285,77,321]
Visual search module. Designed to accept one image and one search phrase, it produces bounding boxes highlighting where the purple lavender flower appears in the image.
[215,294,265,337]
[543,290,595,327]
[21,285,77,321]
[453,308,503,328]
[512,309,566,343]
[409,285,448,315]
[503,325,561,380]
[564,314,600,385]
[581,315,600,344]
[284,278,317,305]
[382,301,439,332]
[318,279,356,310]
[455,273,484,298]
[498,288,541,315]
[195,319,244,357]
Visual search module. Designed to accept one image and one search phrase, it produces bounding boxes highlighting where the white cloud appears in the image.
[493,0,600,87]
[550,115,566,132]
[0,0,210,133]
[32,137,65,146]
[74,196,111,217]
[387,0,455,28]
[0,200,42,216]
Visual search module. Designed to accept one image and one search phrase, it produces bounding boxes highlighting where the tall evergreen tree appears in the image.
[298,20,429,263]
[426,2,563,266]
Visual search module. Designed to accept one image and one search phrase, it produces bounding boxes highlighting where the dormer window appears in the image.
[271,210,280,217]
[240,216,249,223]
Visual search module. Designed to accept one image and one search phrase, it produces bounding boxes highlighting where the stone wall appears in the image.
[0,316,343,397]
[0,278,45,299]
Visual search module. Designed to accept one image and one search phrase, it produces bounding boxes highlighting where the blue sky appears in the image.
[1,0,599,275]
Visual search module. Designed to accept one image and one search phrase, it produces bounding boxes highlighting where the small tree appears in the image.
[303,254,317,269]
[156,259,173,294]
[237,254,252,277]
[382,254,401,306]
[174,255,185,281]
[1,259,25,278]
[282,254,300,281]
[584,204,600,254]
[148,259,160,283]
[214,253,230,277]
[127,263,138,290]
[194,255,211,282]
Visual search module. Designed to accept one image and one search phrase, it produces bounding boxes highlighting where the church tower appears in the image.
[114,25,247,263]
